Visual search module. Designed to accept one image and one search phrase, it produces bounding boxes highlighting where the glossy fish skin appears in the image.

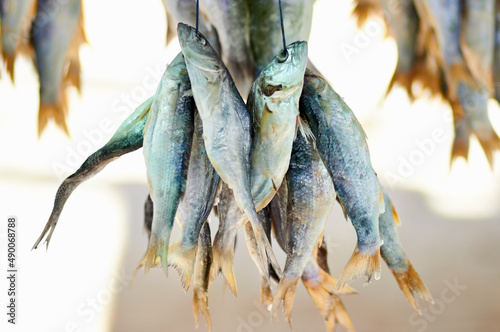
[248,0,314,75]
[32,97,154,250]
[248,40,308,212]
[168,111,221,291]
[178,23,281,282]
[379,189,434,314]
[380,0,420,99]
[192,221,213,332]
[271,130,336,323]
[141,52,195,275]
[300,69,384,290]
[31,0,82,136]
[0,0,36,81]
[199,0,253,95]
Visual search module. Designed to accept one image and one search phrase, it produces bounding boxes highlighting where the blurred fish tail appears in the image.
[352,0,381,28]
[38,101,69,137]
[476,132,500,168]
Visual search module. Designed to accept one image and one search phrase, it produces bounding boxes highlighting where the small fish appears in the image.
[198,0,254,95]
[379,189,434,314]
[210,183,243,296]
[415,0,500,165]
[178,23,281,282]
[248,0,314,75]
[192,221,213,332]
[270,181,356,331]
[140,52,195,275]
[271,128,337,324]
[243,208,274,306]
[380,0,420,100]
[300,69,384,290]
[248,40,308,212]
[31,0,84,136]
[32,97,154,250]
[0,0,36,81]
[167,111,220,290]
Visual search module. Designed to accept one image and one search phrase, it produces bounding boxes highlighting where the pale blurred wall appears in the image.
[1,1,499,332]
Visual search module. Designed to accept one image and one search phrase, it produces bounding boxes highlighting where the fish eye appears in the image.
[262,84,283,97]
[277,50,288,63]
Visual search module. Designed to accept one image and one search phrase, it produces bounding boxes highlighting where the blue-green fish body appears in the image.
[141,52,195,274]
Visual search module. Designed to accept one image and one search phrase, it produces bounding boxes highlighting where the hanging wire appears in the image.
[196,0,200,33]
[278,0,287,59]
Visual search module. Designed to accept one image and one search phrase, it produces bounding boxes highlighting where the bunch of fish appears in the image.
[33,22,434,331]
[352,0,500,166]
[0,0,85,136]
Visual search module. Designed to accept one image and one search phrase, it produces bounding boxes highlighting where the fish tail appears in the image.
[387,70,415,102]
[335,246,382,291]
[271,276,300,325]
[3,52,16,83]
[193,286,212,332]
[302,267,356,331]
[391,260,434,314]
[352,0,381,28]
[476,131,500,169]
[243,222,274,305]
[451,120,470,166]
[210,236,237,296]
[38,101,69,138]
[137,233,169,276]
[447,63,474,100]
[246,211,283,281]
[391,201,401,226]
[167,242,197,292]
[66,57,82,93]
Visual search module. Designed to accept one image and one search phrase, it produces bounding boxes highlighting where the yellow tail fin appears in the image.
[38,101,70,138]
[167,242,197,292]
[391,261,434,314]
[476,132,500,169]
[210,239,237,297]
[271,276,300,326]
[193,286,212,332]
[336,246,382,291]
[352,0,381,28]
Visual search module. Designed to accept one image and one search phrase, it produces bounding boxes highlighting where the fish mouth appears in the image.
[178,23,221,74]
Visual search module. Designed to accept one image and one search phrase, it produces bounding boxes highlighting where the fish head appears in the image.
[255,41,308,101]
[177,23,222,74]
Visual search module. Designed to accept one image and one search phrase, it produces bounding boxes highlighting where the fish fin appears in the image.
[476,132,500,169]
[386,70,415,102]
[335,246,382,291]
[260,276,274,306]
[66,7,87,93]
[210,237,238,297]
[297,115,316,144]
[302,269,355,332]
[2,53,16,83]
[271,276,300,326]
[167,242,197,292]
[391,202,401,226]
[140,233,169,276]
[392,261,434,315]
[193,285,212,332]
[38,102,70,138]
[352,0,381,28]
